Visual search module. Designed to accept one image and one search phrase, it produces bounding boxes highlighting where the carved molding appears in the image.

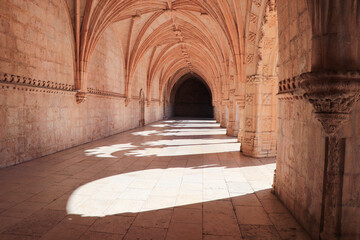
[278,76,301,94]
[87,88,125,98]
[0,72,75,92]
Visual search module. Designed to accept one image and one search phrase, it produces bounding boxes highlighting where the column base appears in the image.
[241,132,277,158]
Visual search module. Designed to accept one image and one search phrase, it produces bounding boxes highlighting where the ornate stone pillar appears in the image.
[299,71,360,240]
[242,75,277,157]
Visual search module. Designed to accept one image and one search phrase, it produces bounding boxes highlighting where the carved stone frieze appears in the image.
[87,88,125,98]
[0,72,75,91]
[278,76,301,94]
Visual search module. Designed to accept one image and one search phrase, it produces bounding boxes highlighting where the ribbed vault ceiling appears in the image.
[76,0,278,102]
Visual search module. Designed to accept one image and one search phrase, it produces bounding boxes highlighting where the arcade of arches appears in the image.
[0,0,359,239]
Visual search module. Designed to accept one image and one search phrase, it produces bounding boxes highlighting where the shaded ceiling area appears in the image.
[173,78,213,118]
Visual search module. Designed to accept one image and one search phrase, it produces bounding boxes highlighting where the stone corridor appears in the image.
[0,119,309,240]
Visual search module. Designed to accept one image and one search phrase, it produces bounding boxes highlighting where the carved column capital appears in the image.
[75,91,86,104]
[299,71,360,135]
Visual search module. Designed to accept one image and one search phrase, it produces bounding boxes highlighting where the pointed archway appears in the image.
[170,77,213,118]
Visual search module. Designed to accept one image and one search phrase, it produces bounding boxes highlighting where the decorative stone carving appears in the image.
[248,32,256,45]
[246,54,254,64]
[298,70,360,239]
[0,72,75,92]
[278,76,300,94]
[250,13,258,24]
[87,88,125,98]
[75,91,86,104]
[299,71,360,135]
[247,75,277,85]
[235,95,245,108]
[245,118,253,128]
[245,94,254,104]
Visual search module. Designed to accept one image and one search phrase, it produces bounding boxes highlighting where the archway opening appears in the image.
[171,77,213,118]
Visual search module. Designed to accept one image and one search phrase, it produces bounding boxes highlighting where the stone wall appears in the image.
[275,1,322,238]
[275,96,325,238]
[276,0,311,81]
[87,24,124,94]
[0,0,163,168]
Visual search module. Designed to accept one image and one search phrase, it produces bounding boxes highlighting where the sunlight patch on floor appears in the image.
[66,163,275,217]
[125,142,241,157]
[142,138,237,146]
[84,144,137,158]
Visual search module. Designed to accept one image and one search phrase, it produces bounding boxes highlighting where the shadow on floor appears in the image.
[0,119,310,240]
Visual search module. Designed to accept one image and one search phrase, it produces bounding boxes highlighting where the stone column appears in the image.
[214,102,221,123]
[220,100,228,128]
[226,90,239,136]
[236,95,245,150]
[299,71,360,240]
[242,75,277,157]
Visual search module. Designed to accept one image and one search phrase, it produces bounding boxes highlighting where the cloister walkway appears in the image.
[0,119,310,239]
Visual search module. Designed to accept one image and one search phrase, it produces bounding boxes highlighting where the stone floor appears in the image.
[0,119,311,240]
